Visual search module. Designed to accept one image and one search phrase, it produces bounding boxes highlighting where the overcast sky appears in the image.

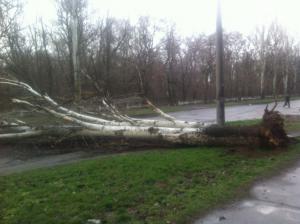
[24,0,300,39]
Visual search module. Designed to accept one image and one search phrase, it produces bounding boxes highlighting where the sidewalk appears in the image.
[195,160,300,224]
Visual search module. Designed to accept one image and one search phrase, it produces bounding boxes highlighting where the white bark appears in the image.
[0,77,212,146]
[0,129,42,139]
[0,78,110,124]
[0,101,202,145]
[0,76,289,148]
[145,99,176,123]
[0,78,204,129]
[11,99,200,136]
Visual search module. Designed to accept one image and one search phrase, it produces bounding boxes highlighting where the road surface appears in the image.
[167,99,300,123]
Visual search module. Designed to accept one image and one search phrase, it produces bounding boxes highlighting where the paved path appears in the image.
[0,151,92,175]
[195,160,300,224]
[167,99,300,123]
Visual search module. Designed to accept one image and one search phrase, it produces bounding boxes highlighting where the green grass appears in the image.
[226,119,261,126]
[2,144,300,224]
[224,96,296,107]
[225,118,300,133]
[284,119,300,132]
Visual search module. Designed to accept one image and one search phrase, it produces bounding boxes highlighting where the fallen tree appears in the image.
[0,77,289,148]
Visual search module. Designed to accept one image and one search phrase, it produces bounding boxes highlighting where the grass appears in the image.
[2,144,300,224]
[224,96,300,107]
[226,118,300,133]
[284,118,300,132]
[226,119,261,126]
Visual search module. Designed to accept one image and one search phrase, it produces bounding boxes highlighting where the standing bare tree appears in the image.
[55,0,88,101]
[252,26,269,99]
[162,25,180,105]
[133,17,158,98]
[2,0,300,109]
[268,22,286,98]
[291,45,300,94]
[0,0,21,42]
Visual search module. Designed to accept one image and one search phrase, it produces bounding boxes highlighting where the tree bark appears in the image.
[0,110,288,148]
[0,78,289,149]
[260,60,266,99]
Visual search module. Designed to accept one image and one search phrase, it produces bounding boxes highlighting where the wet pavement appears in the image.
[195,160,300,224]
[0,151,89,175]
[167,99,300,123]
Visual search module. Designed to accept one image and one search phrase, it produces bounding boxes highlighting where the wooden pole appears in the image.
[216,0,225,126]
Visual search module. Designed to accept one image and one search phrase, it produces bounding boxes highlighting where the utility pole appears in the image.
[71,0,81,102]
[216,0,225,125]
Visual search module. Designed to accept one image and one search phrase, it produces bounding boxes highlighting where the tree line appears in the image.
[1,0,300,106]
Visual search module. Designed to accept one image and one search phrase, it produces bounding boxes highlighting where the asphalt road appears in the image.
[167,99,300,123]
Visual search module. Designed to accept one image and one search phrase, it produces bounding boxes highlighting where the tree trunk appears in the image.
[293,63,297,95]
[273,69,278,98]
[260,60,265,99]
[0,108,288,148]
[284,72,289,96]
[0,78,289,149]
